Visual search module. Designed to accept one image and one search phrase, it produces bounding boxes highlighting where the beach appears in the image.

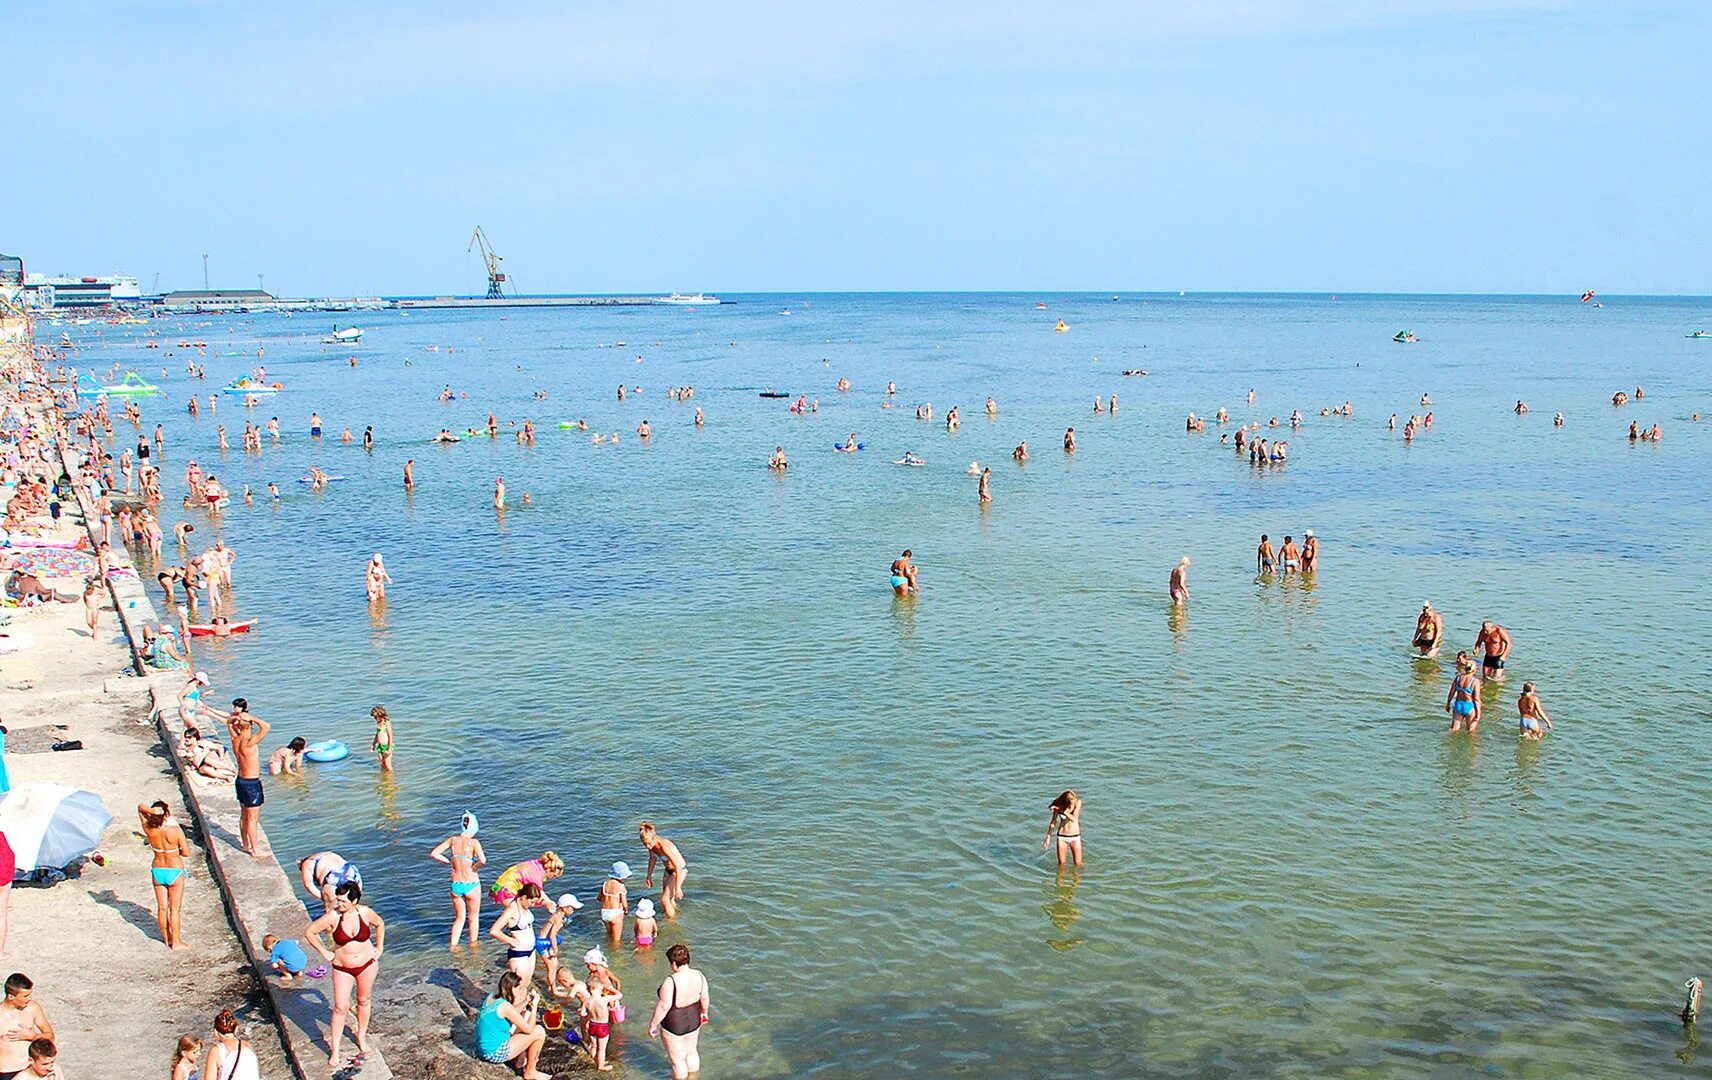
[42,291,1712,1077]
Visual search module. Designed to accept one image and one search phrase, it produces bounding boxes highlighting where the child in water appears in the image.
[371,705,394,772]
[633,898,658,947]
[1518,682,1553,740]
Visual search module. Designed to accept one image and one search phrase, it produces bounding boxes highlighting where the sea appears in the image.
[67,293,1712,1077]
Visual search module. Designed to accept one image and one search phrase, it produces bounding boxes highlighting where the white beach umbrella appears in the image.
[0,783,113,872]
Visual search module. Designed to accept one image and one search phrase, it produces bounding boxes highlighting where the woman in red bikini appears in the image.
[307,880,385,1070]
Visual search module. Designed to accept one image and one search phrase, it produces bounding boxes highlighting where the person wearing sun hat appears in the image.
[634,898,659,947]
[1413,601,1444,657]
[1302,528,1319,572]
[538,892,584,988]
[599,862,631,945]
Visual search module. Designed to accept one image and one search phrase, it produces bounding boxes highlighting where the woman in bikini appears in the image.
[1445,653,1483,734]
[1043,790,1084,867]
[649,943,710,1080]
[139,800,190,949]
[491,883,546,982]
[640,821,689,918]
[306,880,384,1070]
[429,812,486,948]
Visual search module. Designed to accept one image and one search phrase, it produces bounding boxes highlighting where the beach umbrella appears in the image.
[0,784,112,872]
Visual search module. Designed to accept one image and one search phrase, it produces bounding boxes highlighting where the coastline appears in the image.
[0,315,296,1077]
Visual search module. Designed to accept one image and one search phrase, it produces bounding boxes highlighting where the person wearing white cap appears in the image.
[429,812,487,948]
[364,553,393,602]
[176,671,215,728]
[599,862,631,946]
[1301,529,1318,572]
[1413,602,1444,657]
[633,899,659,947]
[538,892,583,988]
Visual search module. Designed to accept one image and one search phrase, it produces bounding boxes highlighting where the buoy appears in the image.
[303,740,349,763]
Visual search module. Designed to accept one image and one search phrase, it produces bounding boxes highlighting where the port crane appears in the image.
[468,226,508,299]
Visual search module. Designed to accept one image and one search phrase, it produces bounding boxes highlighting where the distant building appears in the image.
[160,289,274,311]
[0,254,21,287]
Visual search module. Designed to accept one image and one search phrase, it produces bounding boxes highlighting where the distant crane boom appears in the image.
[468,226,508,299]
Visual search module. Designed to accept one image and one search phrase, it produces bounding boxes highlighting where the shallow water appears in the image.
[73,293,1712,1076]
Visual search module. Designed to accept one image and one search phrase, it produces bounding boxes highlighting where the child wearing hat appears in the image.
[599,863,631,945]
[539,893,584,988]
[633,899,658,948]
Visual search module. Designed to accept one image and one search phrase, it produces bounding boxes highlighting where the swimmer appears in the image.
[310,412,322,437]
[895,451,925,466]
[1517,682,1553,740]
[494,476,506,510]
[1301,529,1318,571]
[1278,535,1301,573]
[1043,789,1083,867]
[1247,388,1255,405]
[1413,601,1444,656]
[404,459,414,490]
[978,466,991,504]
[1446,653,1482,733]
[340,428,352,443]
[1063,427,1076,452]
[1554,412,1565,426]
[268,482,280,501]
[767,446,788,471]
[1473,620,1512,680]
[1012,441,1028,462]
[694,408,704,427]
[1514,400,1528,415]
[1168,556,1190,606]
[637,420,652,439]
[1256,534,1276,575]
[640,821,689,918]
[890,549,918,596]
[985,397,996,416]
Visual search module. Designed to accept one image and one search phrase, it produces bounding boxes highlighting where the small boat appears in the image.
[85,371,160,397]
[779,309,791,316]
[1688,330,1712,339]
[1121,369,1148,377]
[222,377,282,395]
[323,325,364,344]
[1393,330,1418,344]
[188,619,256,637]
[758,391,791,399]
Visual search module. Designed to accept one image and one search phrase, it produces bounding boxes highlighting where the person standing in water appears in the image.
[1446,653,1482,733]
[370,705,394,772]
[649,943,710,1080]
[1474,621,1512,681]
[640,821,689,918]
[403,459,414,490]
[1278,535,1302,574]
[1517,682,1553,740]
[1413,602,1445,656]
[599,863,632,944]
[1043,790,1083,867]
[1256,534,1276,575]
[1168,556,1190,605]
[1301,529,1318,572]
[494,476,506,510]
[429,812,486,948]
[1063,427,1076,452]
[977,467,991,504]
[890,550,918,596]
[365,554,393,601]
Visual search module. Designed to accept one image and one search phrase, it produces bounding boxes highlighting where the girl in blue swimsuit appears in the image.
[1445,653,1483,733]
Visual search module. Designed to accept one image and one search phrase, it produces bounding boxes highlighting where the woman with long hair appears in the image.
[138,800,190,949]
[1043,790,1084,868]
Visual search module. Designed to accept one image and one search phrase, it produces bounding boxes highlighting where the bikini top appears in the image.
[332,911,372,947]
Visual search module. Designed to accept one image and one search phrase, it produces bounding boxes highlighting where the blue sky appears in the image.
[10,2,1707,295]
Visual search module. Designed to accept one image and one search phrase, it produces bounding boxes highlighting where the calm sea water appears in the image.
[72,294,1712,1076]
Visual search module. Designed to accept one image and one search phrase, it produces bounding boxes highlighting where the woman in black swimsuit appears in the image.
[306,881,385,1070]
[649,944,710,1080]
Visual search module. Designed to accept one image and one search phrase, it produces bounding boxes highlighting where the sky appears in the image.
[8,1,1708,296]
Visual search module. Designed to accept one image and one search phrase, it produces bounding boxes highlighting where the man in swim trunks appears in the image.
[1256,535,1276,574]
[1413,602,1444,656]
[1474,621,1512,681]
[889,550,918,596]
[1278,536,1301,574]
[225,699,270,857]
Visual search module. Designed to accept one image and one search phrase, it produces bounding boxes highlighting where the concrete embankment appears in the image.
[41,347,395,1078]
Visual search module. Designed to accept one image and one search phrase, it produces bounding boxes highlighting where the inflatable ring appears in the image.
[303,740,349,763]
